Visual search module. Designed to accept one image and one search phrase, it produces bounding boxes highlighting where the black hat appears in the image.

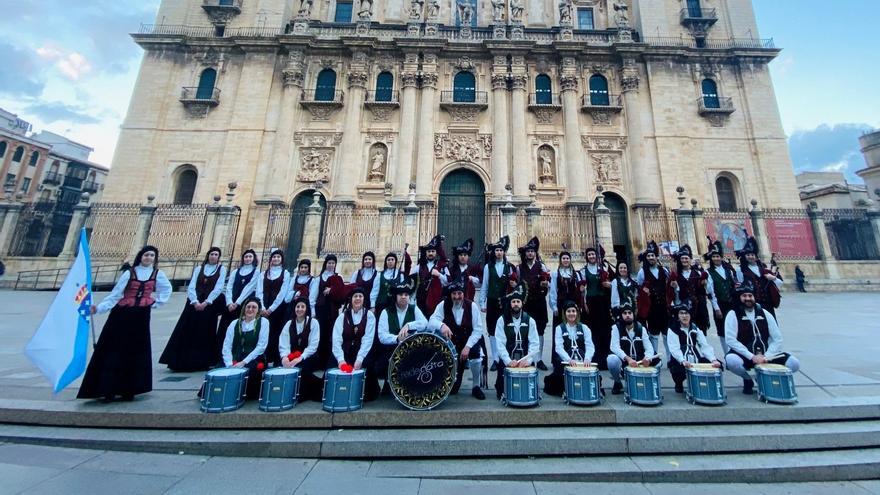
[703,237,724,261]
[445,280,466,296]
[453,238,474,257]
[735,236,759,259]
[420,235,443,251]
[487,235,510,253]
[672,301,693,315]
[561,299,580,313]
[390,281,413,296]
[735,281,756,297]
[503,283,527,306]
[518,237,540,259]
[639,240,660,262]
[673,244,693,260]
[618,302,635,314]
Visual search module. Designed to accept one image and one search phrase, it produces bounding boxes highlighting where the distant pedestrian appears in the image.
[794,265,806,293]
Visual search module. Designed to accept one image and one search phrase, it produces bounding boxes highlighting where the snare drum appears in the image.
[624,366,662,406]
[755,363,798,404]
[200,367,247,413]
[502,367,540,408]
[322,368,366,412]
[686,363,726,406]
[259,367,301,412]
[563,366,602,406]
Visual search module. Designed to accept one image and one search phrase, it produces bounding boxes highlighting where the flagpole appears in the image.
[89,313,97,349]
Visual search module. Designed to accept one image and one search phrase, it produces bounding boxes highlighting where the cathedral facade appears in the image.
[102,0,801,260]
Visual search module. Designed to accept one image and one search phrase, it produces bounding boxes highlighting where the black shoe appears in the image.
[451,382,461,395]
[743,379,755,395]
[472,387,486,400]
[121,394,135,402]
[674,383,684,394]
[537,361,548,371]
[490,362,498,372]
[612,381,623,395]
[496,390,502,400]
[600,387,606,397]
[380,381,391,396]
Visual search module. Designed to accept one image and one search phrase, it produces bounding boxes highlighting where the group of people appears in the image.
[76,233,800,405]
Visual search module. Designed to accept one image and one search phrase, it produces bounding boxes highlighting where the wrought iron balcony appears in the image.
[82,180,99,193]
[439,91,488,105]
[528,93,562,108]
[180,87,221,106]
[581,94,623,112]
[43,172,61,185]
[680,7,718,26]
[202,0,242,17]
[697,96,735,115]
[300,90,344,120]
[365,90,400,105]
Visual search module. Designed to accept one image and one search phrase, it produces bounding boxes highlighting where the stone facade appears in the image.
[102,0,802,256]
[858,130,880,203]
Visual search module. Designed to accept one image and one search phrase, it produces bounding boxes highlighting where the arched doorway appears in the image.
[438,169,486,248]
[603,192,631,266]
[286,190,326,270]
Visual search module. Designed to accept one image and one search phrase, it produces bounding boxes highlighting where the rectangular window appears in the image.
[4,174,15,187]
[577,8,594,30]
[334,1,353,22]
[21,177,31,193]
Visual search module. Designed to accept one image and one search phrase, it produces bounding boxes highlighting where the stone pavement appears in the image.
[0,443,877,495]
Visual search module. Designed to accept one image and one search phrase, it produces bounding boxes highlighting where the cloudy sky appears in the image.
[0,0,877,180]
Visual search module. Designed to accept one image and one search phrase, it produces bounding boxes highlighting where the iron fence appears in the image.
[146,204,209,260]
[84,203,142,260]
[823,208,879,260]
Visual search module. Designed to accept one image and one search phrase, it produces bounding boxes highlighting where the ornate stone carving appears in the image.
[560,75,578,92]
[706,114,727,127]
[447,106,481,123]
[590,110,612,126]
[320,59,336,70]
[457,0,474,26]
[401,71,419,88]
[427,0,440,19]
[533,107,558,124]
[491,73,508,90]
[480,134,493,156]
[302,103,341,120]
[294,132,344,146]
[368,105,394,121]
[196,49,223,67]
[365,132,396,144]
[297,0,314,17]
[348,71,368,89]
[621,58,640,92]
[455,56,477,72]
[510,74,528,91]
[368,144,387,182]
[613,1,630,29]
[283,68,304,88]
[377,55,394,72]
[298,148,333,182]
[538,145,556,184]
[434,134,447,158]
[410,0,424,20]
[559,0,573,25]
[421,72,439,89]
[592,154,622,184]
[510,0,524,22]
[491,0,505,22]
[582,135,628,151]
[357,0,373,20]
[446,136,482,163]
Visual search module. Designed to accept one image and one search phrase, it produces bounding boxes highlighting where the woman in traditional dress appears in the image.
[331,287,378,400]
[256,249,290,366]
[610,260,639,316]
[160,247,227,372]
[220,297,269,400]
[215,249,259,364]
[315,254,348,368]
[279,297,322,401]
[78,245,172,401]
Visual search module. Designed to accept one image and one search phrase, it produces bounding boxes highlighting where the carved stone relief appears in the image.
[434,133,491,163]
[298,148,333,182]
[537,145,556,185]
[368,143,388,182]
[582,135,628,151]
[591,154,622,185]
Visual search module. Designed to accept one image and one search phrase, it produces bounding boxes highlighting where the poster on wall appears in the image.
[704,217,753,256]
[765,218,818,258]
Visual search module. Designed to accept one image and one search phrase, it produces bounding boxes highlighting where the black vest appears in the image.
[503,313,531,361]
[616,322,647,360]
[443,301,475,350]
[341,310,368,364]
[289,317,314,353]
[558,323,588,361]
[733,305,771,355]
[668,324,706,363]
[231,267,256,302]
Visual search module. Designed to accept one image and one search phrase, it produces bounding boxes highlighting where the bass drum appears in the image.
[388,331,457,411]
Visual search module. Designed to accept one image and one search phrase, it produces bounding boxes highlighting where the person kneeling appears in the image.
[724,283,800,395]
[219,297,270,400]
[331,288,378,401]
[667,303,722,394]
[544,300,595,396]
[279,297,322,401]
[377,283,428,395]
[428,282,486,400]
[607,303,661,395]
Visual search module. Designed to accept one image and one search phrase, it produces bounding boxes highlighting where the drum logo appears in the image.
[398,352,445,384]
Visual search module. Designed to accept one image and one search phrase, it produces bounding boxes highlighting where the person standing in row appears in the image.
[704,239,737,354]
[668,245,710,334]
[480,236,518,372]
[287,259,318,316]
[517,237,551,371]
[580,247,612,370]
[735,237,782,317]
[79,246,172,402]
[216,249,259,364]
[160,247,227,372]
[412,235,448,317]
[331,288,378,400]
[219,297,269,400]
[610,260,638,315]
[549,251,581,370]
[429,281,486,400]
[256,249,290,366]
[636,241,670,352]
[279,297,322,401]
[374,250,412,317]
[350,251,379,311]
[446,239,481,302]
[315,254,349,369]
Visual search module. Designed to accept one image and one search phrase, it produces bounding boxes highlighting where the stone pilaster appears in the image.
[377,204,395,256]
[263,50,305,202]
[620,56,662,206]
[676,208,698,252]
[595,196,616,265]
[869,210,880,260]
[560,66,587,204]
[200,202,221,255]
[525,203,542,239]
[403,202,420,252]
[130,197,157,261]
[490,65,510,200]
[509,69,530,201]
[393,56,420,200]
[415,54,439,201]
[60,198,91,258]
[748,201,771,260]
[334,52,370,202]
[807,204,835,261]
[692,202,708,256]
[300,191,325,258]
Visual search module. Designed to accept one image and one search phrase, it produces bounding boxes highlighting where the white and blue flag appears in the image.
[25,229,93,393]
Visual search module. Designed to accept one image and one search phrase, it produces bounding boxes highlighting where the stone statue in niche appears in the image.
[613,1,630,29]
[558,0,573,25]
[491,0,505,22]
[369,146,387,182]
[410,0,424,20]
[510,0,524,23]
[298,0,313,17]
[539,147,555,183]
[358,0,373,20]
[458,0,474,26]
[427,0,441,19]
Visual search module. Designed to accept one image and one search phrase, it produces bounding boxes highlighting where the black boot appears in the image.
[537,361,548,371]
[380,381,391,396]
[743,378,755,395]
[612,381,623,395]
[674,380,684,394]
[490,361,498,372]
[472,387,486,400]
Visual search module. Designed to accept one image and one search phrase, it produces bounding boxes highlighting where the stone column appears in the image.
[263,49,306,201]
[334,53,369,202]
[129,196,157,261]
[200,201,221,255]
[620,55,663,206]
[509,67,530,201]
[60,195,91,258]
[0,202,23,257]
[560,70,588,204]
[501,202,518,242]
[525,203,542,239]
[490,69,510,199]
[691,200,708,256]
[403,201,421,251]
[749,200,771,260]
[211,203,240,258]
[807,204,835,261]
[676,209,698,251]
[393,63,420,200]
[377,203,395,256]
[595,196,615,264]
[300,191,325,258]
[415,55,438,201]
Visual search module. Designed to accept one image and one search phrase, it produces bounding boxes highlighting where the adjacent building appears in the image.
[858,129,880,202]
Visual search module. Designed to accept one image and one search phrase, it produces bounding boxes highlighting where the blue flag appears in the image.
[25,229,93,393]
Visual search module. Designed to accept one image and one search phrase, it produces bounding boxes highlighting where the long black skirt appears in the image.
[78,306,152,399]
[159,302,219,372]
[264,302,289,366]
[215,305,238,365]
[584,295,612,371]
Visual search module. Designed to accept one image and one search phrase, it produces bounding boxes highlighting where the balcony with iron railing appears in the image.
[301,90,344,105]
[82,180,99,193]
[180,87,221,106]
[43,171,61,185]
[697,96,735,115]
[365,90,399,105]
[528,93,562,109]
[439,90,489,120]
[202,0,242,17]
[581,94,623,112]
[680,7,718,27]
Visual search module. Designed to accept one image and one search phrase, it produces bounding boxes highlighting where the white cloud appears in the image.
[821,161,848,173]
[35,45,93,81]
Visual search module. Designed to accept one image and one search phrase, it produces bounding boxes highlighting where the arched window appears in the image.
[29,151,40,167]
[12,146,24,162]
[687,0,703,17]
[174,168,198,205]
[196,68,217,100]
[453,71,476,103]
[0,142,6,158]
[49,160,60,174]
[535,74,552,105]
[315,69,337,101]
[589,75,610,105]
[375,72,394,102]
[702,79,720,109]
[716,176,737,212]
